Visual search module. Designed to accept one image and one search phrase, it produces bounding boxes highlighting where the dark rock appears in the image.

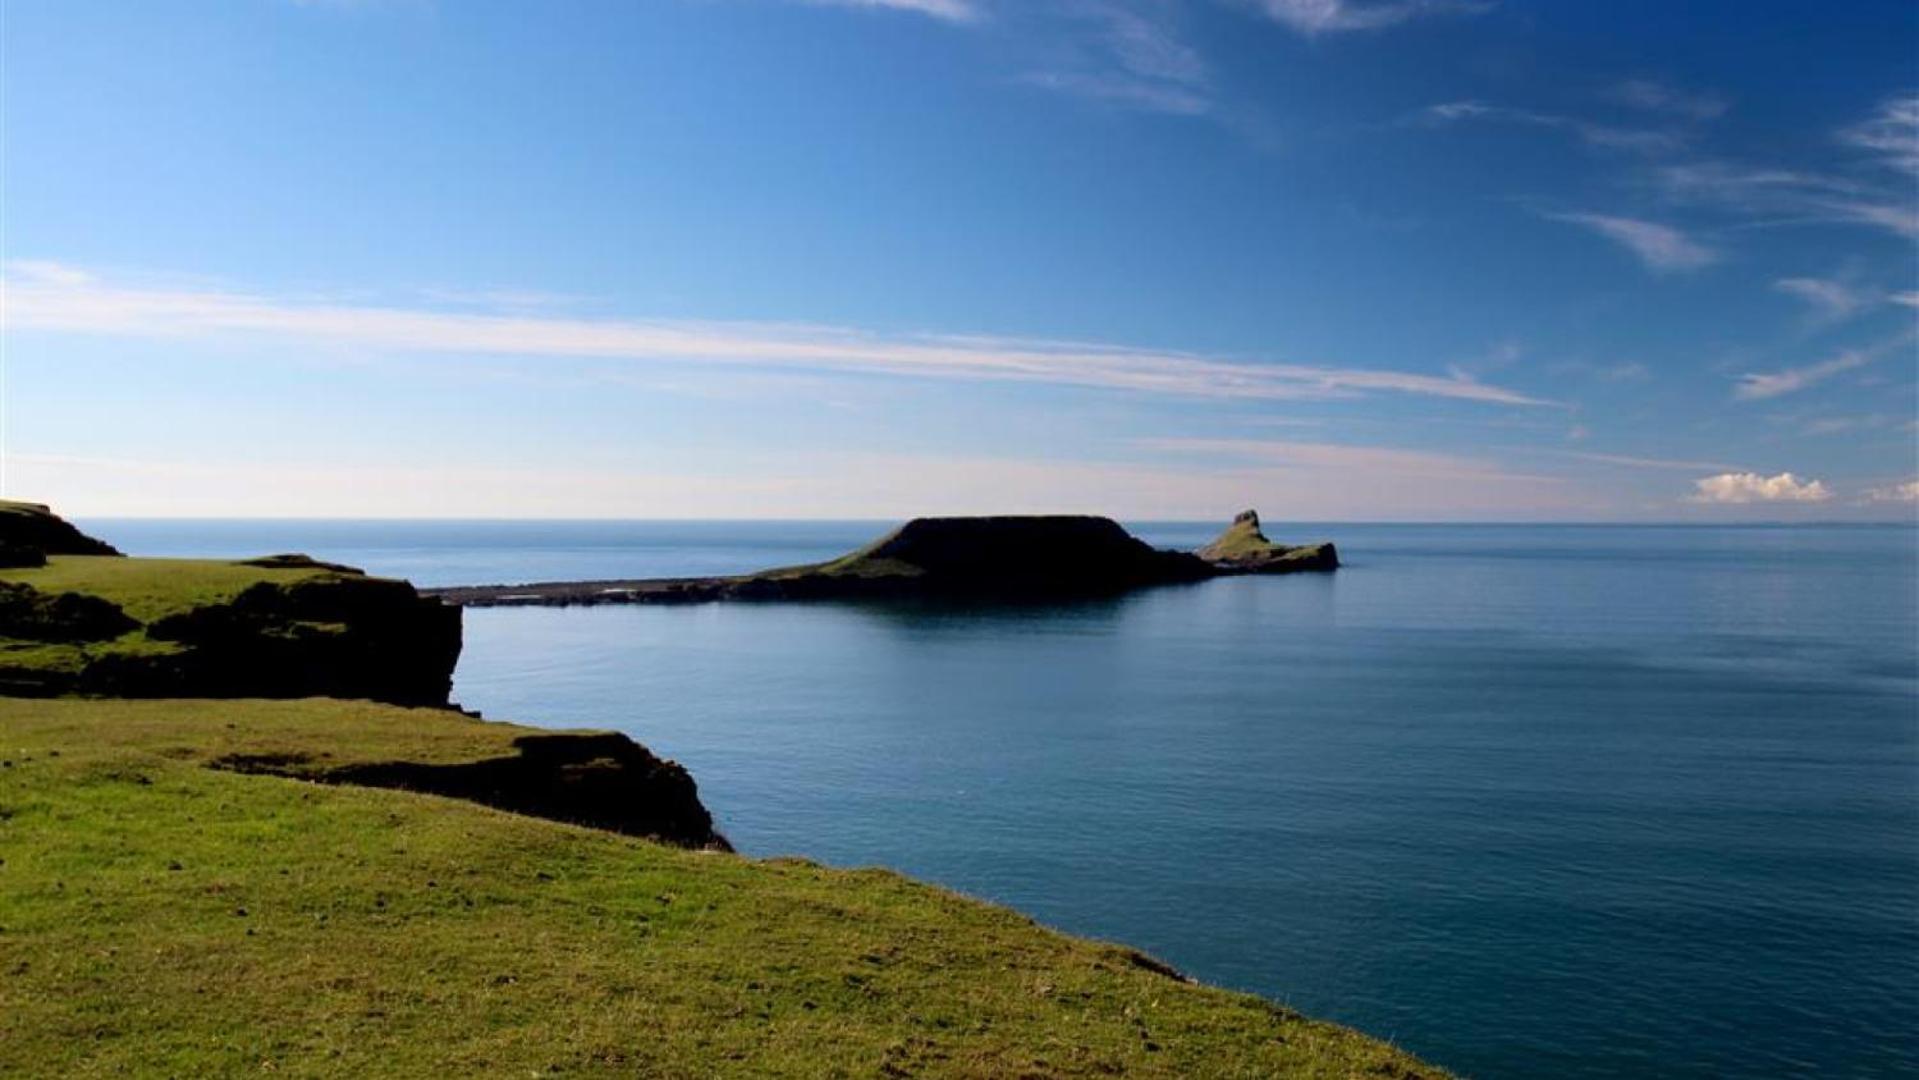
[0,583,138,642]
[0,501,120,556]
[237,554,366,574]
[137,577,462,706]
[213,731,729,851]
[0,543,47,569]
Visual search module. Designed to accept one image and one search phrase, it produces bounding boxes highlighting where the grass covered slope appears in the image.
[0,555,460,704]
[1197,511,1338,574]
[0,697,1440,1078]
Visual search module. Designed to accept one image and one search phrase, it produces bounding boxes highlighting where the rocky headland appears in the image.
[429,509,1337,608]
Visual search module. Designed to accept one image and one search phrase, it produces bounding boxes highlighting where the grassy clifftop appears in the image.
[0,554,460,704]
[0,697,1440,1077]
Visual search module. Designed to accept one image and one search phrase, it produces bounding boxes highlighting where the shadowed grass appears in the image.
[0,697,1441,1078]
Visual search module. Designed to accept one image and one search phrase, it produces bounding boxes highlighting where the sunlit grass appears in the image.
[0,697,1440,1078]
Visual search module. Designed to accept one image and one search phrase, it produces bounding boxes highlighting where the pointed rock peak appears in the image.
[1232,509,1260,528]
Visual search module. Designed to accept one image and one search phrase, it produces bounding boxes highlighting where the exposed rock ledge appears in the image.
[429,510,1337,608]
[213,729,730,851]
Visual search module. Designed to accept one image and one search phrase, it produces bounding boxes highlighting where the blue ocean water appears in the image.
[93,519,1919,1078]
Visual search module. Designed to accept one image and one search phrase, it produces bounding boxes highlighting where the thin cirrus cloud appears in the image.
[1560,451,1742,472]
[1732,344,1896,401]
[1248,0,1491,35]
[1688,471,1832,504]
[1605,79,1729,121]
[802,0,980,22]
[1020,4,1214,116]
[1642,96,1919,240]
[1140,437,1559,482]
[1836,92,1919,176]
[1772,277,1872,320]
[1547,212,1716,272]
[1416,101,1681,154]
[0,262,1549,407]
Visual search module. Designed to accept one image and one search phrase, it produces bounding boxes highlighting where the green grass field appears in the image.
[0,697,1440,1077]
[0,555,333,623]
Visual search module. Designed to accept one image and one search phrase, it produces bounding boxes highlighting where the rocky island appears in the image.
[429,509,1338,608]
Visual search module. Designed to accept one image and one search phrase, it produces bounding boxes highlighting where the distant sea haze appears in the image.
[96,518,1919,1079]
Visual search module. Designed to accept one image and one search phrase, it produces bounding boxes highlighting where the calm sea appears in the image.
[93,518,1919,1079]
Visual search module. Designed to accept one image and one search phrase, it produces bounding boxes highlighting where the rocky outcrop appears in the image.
[0,500,121,556]
[431,511,1337,607]
[0,582,140,642]
[129,577,462,705]
[763,515,1216,598]
[1197,510,1339,574]
[0,572,462,706]
[213,731,730,851]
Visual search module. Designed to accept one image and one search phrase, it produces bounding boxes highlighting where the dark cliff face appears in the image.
[215,731,729,851]
[0,501,122,556]
[0,573,463,707]
[757,515,1215,599]
[132,577,464,706]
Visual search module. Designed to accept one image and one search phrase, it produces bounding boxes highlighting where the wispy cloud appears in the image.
[1689,471,1831,503]
[1021,70,1209,115]
[1730,331,1917,400]
[800,0,980,22]
[1772,277,1872,320]
[1640,96,1919,240]
[1246,0,1491,36]
[1605,79,1728,121]
[1417,101,1680,154]
[1548,212,1716,272]
[0,261,1549,406]
[1562,451,1741,471]
[1733,349,1871,400]
[1021,3,1212,115]
[1837,92,1919,176]
[1863,479,1919,504]
[1142,437,1558,482]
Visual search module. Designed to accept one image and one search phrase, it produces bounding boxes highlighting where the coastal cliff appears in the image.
[0,508,1440,1076]
[0,550,461,705]
[0,499,122,560]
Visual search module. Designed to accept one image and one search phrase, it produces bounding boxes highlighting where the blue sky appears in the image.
[3,0,1915,519]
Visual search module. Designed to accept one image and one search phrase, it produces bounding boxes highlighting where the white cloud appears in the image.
[1549,212,1715,272]
[1021,71,1209,115]
[801,0,979,22]
[1773,277,1870,320]
[1606,79,1728,121]
[15,446,1591,521]
[1864,479,1919,504]
[1248,0,1490,35]
[0,261,1549,406]
[1563,451,1740,471]
[1642,97,1919,241]
[1891,292,1919,309]
[1689,472,1832,504]
[1734,349,1871,400]
[1022,4,1212,116]
[1142,437,1557,481]
[1416,101,1679,154]
[1837,93,1919,176]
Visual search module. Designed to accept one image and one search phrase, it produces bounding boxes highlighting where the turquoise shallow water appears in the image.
[96,520,1919,1078]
